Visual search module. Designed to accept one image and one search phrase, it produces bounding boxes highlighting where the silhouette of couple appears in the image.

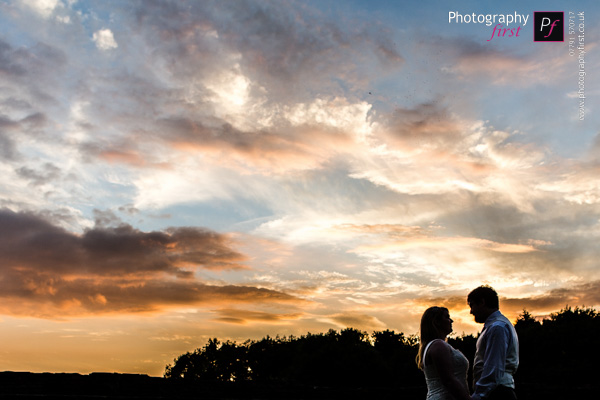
[417,286,519,400]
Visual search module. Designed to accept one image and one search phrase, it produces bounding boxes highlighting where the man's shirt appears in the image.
[472,310,519,400]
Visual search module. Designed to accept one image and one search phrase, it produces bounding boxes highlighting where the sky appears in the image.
[0,0,599,376]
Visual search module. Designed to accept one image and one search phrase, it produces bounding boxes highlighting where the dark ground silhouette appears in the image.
[1,307,598,399]
[164,306,599,399]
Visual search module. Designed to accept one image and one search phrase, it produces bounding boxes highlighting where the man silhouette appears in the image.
[468,286,519,400]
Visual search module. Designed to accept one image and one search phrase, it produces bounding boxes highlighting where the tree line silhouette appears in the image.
[165,306,599,399]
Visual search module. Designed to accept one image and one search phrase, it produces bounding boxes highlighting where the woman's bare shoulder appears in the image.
[428,339,451,355]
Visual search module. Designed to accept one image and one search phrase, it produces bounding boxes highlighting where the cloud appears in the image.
[22,0,60,18]
[429,37,570,86]
[213,308,304,324]
[0,209,301,317]
[383,102,466,150]
[53,0,394,180]
[350,229,542,255]
[0,39,27,77]
[335,222,545,261]
[0,274,299,318]
[150,99,368,170]
[0,112,49,161]
[0,208,250,276]
[3,1,399,218]
[0,38,66,167]
[92,29,118,51]
[1,0,598,327]
[503,281,600,314]
[328,312,387,331]
[0,38,67,84]
[0,117,20,160]
[130,0,402,104]
[15,162,61,186]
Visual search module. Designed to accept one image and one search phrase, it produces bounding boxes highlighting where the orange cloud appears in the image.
[0,269,301,318]
[502,281,600,315]
[430,37,570,86]
[157,115,364,174]
[384,102,465,150]
[328,312,387,331]
[334,223,427,237]
[213,308,305,324]
[0,209,301,318]
[342,223,541,255]
[97,149,147,167]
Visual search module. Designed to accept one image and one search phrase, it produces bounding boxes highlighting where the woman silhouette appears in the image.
[416,306,472,400]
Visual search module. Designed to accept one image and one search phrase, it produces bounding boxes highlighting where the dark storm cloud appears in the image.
[0,208,248,276]
[0,209,299,316]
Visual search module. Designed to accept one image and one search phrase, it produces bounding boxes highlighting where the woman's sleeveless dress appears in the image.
[423,339,469,400]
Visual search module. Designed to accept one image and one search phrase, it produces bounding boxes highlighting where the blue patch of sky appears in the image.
[472,75,597,158]
[138,198,276,233]
[0,8,38,48]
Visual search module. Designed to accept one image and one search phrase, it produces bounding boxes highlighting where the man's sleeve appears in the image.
[472,324,509,400]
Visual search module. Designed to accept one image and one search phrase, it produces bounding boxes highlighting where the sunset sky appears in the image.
[1,0,599,376]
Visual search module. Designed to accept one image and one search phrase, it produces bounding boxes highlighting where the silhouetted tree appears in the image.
[514,306,599,398]
[246,335,295,384]
[165,307,599,398]
[165,338,249,382]
[513,309,543,383]
[288,328,382,387]
[372,329,421,385]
